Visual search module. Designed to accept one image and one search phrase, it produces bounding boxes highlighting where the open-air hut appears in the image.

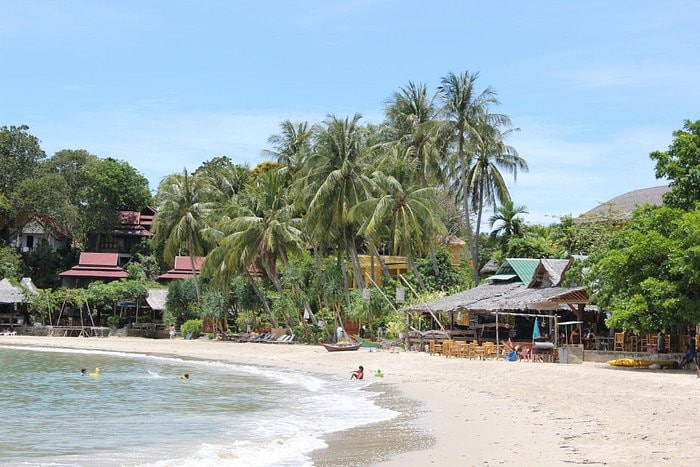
[402,258,589,347]
[0,277,38,328]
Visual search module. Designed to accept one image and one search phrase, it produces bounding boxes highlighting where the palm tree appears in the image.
[468,119,528,260]
[489,200,528,254]
[304,114,375,293]
[262,120,313,177]
[384,81,445,188]
[350,168,446,292]
[206,170,307,328]
[151,169,220,301]
[438,70,507,284]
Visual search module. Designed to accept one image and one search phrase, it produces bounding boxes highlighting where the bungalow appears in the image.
[87,206,157,266]
[7,216,70,253]
[59,252,128,288]
[157,256,205,281]
[0,277,38,327]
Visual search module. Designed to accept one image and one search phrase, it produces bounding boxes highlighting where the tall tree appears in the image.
[152,169,220,301]
[384,82,445,188]
[438,71,508,284]
[305,114,374,292]
[350,169,446,292]
[650,119,700,211]
[468,119,527,262]
[489,200,528,254]
[263,120,313,178]
[0,125,45,198]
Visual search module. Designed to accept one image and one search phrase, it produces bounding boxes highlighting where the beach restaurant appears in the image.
[401,258,593,360]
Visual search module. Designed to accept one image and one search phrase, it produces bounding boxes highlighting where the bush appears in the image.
[107,315,125,328]
[180,319,203,339]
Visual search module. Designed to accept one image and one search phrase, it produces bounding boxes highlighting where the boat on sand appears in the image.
[607,358,676,368]
[322,342,362,352]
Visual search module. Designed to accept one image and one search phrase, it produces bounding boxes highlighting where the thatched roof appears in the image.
[528,259,571,287]
[146,288,168,311]
[0,278,30,304]
[577,185,669,223]
[403,283,588,314]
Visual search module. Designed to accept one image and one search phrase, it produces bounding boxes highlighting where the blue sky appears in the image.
[2,1,698,225]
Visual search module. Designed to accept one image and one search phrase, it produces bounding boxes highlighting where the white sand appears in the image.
[1,336,698,466]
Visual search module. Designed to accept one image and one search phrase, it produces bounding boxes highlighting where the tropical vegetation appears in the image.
[1,88,698,341]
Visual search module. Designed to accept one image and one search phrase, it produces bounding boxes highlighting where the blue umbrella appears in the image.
[532,317,541,340]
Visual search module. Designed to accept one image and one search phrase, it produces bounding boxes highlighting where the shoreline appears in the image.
[1,336,698,466]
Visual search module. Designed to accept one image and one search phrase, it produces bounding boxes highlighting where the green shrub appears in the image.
[107,315,125,328]
[180,319,203,339]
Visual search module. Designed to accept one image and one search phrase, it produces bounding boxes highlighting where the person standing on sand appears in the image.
[169,325,176,340]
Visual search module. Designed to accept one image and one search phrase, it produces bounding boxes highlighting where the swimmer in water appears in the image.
[180,373,190,380]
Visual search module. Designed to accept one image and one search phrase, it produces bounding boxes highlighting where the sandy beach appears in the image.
[1,336,698,466]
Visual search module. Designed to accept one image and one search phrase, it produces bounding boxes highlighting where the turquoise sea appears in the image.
[0,346,397,466]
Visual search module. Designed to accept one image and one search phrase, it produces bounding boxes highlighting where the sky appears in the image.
[2,0,698,225]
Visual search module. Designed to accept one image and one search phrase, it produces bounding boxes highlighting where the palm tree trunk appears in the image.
[312,244,330,310]
[462,165,479,285]
[368,241,392,282]
[346,230,366,290]
[187,238,202,302]
[407,253,427,292]
[338,247,352,311]
[245,269,277,328]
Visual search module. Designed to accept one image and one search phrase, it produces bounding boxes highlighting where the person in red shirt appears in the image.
[350,365,364,380]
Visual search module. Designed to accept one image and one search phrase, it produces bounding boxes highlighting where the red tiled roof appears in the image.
[59,252,128,278]
[114,210,153,237]
[158,256,205,280]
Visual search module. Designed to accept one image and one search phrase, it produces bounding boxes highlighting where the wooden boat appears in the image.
[607,358,676,368]
[322,342,362,352]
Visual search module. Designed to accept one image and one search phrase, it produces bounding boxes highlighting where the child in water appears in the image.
[350,366,364,380]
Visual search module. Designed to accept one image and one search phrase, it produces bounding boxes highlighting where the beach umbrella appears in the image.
[532,317,541,340]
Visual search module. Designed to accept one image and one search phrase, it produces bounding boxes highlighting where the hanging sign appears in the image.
[362,288,371,301]
[395,287,405,303]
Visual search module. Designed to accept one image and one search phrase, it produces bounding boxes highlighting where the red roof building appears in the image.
[158,256,205,280]
[87,207,157,266]
[59,252,128,288]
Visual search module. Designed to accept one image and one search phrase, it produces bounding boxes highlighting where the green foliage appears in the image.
[26,288,61,325]
[180,319,203,339]
[126,262,147,282]
[0,245,23,280]
[200,288,226,322]
[107,315,126,328]
[85,280,149,315]
[164,279,200,325]
[650,119,700,210]
[22,240,65,289]
[555,215,617,257]
[505,235,560,259]
[416,248,469,292]
[588,205,700,333]
[0,125,45,198]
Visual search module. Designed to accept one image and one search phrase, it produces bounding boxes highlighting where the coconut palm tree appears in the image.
[489,200,528,254]
[304,114,375,293]
[384,81,445,188]
[468,119,528,261]
[151,169,220,301]
[438,70,508,284]
[350,167,446,292]
[262,120,313,178]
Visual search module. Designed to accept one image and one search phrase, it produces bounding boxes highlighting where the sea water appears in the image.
[0,346,397,466]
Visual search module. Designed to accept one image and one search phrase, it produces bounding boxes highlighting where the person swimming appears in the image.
[80,368,87,376]
[180,373,190,380]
